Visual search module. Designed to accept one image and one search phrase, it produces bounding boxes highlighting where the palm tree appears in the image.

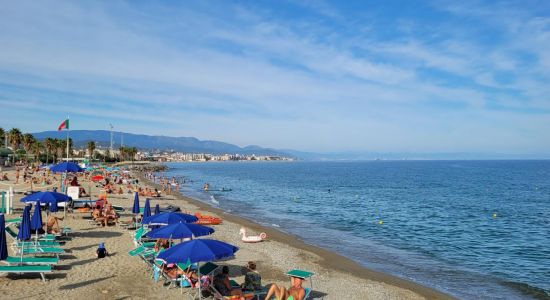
[44,138,55,164]
[55,139,64,162]
[8,128,22,151]
[22,133,36,161]
[119,146,125,161]
[31,141,42,162]
[0,127,5,147]
[87,141,96,160]
[130,147,138,162]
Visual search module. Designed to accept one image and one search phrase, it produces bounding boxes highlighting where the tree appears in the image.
[8,128,22,151]
[31,141,42,162]
[119,146,125,161]
[44,138,55,164]
[0,127,4,147]
[87,141,96,160]
[55,139,64,162]
[130,147,138,162]
[22,133,36,161]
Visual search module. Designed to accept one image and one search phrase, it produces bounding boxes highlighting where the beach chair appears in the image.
[132,227,155,247]
[5,227,56,243]
[3,256,59,266]
[16,247,66,259]
[0,265,53,282]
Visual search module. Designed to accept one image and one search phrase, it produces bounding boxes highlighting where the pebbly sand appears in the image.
[0,165,453,300]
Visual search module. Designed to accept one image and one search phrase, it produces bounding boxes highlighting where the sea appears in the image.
[158,160,550,299]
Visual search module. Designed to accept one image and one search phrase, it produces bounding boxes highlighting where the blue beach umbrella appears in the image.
[146,222,214,240]
[49,198,59,213]
[142,212,198,226]
[0,214,8,261]
[143,198,152,219]
[132,193,140,214]
[30,201,43,232]
[49,162,84,173]
[156,239,238,264]
[154,204,160,215]
[17,205,32,241]
[20,191,71,204]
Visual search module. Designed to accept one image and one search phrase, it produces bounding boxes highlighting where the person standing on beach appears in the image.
[15,168,20,184]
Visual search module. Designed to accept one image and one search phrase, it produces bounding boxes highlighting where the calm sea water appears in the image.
[161,161,550,299]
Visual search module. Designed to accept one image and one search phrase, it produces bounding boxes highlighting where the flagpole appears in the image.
[66,115,70,161]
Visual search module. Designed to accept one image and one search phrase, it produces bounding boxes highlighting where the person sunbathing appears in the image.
[46,215,64,234]
[103,204,119,226]
[162,263,185,280]
[213,266,245,300]
[0,172,8,181]
[154,238,170,252]
[265,276,305,300]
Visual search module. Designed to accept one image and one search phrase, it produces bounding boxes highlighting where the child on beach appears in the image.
[96,243,108,258]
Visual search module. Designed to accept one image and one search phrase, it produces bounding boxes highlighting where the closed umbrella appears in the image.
[0,214,8,261]
[17,205,32,260]
[30,201,43,232]
[132,192,140,228]
[142,212,198,226]
[154,204,160,215]
[143,198,152,219]
[132,193,140,214]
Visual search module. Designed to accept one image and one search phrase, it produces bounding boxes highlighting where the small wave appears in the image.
[210,195,219,205]
[272,223,280,228]
[502,281,550,300]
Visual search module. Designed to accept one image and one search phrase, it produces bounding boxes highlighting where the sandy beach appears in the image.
[0,164,453,300]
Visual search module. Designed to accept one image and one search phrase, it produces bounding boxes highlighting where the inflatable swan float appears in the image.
[239,227,267,243]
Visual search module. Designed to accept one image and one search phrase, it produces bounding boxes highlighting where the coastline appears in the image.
[137,166,455,300]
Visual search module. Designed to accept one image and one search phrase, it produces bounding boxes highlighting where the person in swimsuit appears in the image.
[213,266,245,300]
[265,276,306,300]
[46,215,64,234]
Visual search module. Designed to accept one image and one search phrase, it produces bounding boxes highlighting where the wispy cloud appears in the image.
[0,0,548,153]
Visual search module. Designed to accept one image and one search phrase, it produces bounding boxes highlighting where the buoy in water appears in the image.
[378,220,383,225]
[492,213,497,218]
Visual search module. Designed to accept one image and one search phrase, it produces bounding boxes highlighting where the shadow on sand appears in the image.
[71,231,123,238]
[59,275,116,290]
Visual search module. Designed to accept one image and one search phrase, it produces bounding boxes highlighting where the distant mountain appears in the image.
[32,130,292,157]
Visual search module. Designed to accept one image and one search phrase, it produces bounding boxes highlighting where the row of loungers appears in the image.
[127,226,314,299]
[1,220,70,282]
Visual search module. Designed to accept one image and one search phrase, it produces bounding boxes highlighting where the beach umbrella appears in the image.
[49,161,84,173]
[154,204,160,215]
[157,239,237,264]
[143,199,152,219]
[0,214,8,261]
[17,205,32,241]
[132,193,140,214]
[21,191,71,204]
[142,212,198,226]
[156,238,238,299]
[49,198,59,213]
[17,205,32,260]
[91,175,104,182]
[146,222,214,240]
[30,201,43,232]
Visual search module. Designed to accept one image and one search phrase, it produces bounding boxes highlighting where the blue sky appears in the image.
[0,1,549,154]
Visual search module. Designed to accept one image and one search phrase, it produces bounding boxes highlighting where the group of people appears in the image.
[91,198,119,226]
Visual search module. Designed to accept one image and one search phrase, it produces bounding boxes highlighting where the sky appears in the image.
[0,0,549,155]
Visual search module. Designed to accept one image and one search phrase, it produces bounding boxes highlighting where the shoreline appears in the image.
[137,167,455,300]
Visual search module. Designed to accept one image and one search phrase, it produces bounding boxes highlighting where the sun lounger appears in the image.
[3,256,59,266]
[16,240,62,247]
[0,265,53,282]
[17,247,65,259]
